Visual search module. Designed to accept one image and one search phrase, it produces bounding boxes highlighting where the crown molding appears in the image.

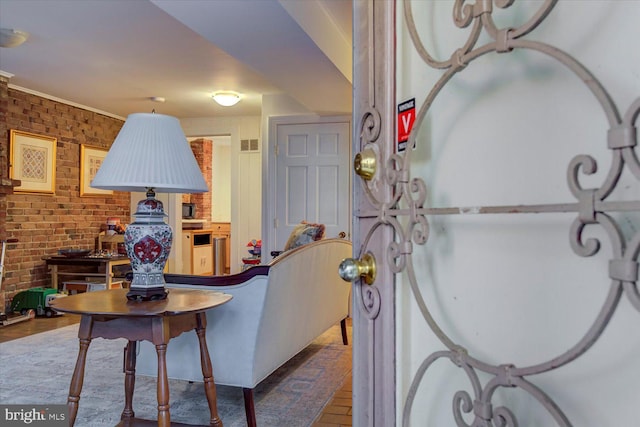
[7,84,126,121]
[0,70,15,79]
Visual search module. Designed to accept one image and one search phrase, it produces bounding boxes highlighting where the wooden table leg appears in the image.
[105,260,115,289]
[121,340,136,420]
[67,316,93,427]
[50,264,59,290]
[104,263,111,290]
[196,313,223,427]
[156,343,170,427]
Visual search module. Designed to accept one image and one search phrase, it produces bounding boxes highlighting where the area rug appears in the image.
[0,322,352,426]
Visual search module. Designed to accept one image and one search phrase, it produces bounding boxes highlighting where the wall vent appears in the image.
[240,139,260,152]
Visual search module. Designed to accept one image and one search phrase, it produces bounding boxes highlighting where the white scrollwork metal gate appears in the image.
[351,1,639,425]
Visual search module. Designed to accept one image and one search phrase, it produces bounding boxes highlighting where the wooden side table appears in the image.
[44,255,131,290]
[50,288,232,427]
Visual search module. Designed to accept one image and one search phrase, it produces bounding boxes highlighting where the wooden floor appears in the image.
[312,375,353,426]
[0,312,81,343]
[0,313,353,426]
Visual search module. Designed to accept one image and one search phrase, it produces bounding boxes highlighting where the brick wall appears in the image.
[184,138,212,220]
[0,76,11,246]
[0,81,130,312]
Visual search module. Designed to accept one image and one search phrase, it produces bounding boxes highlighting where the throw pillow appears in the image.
[283,221,325,251]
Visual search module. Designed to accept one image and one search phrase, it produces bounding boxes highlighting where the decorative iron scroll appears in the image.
[355,106,383,320]
[357,1,639,426]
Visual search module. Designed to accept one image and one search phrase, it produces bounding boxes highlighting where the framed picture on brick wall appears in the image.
[80,144,112,196]
[9,129,57,194]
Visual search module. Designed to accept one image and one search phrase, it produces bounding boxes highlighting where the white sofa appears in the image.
[135,238,352,426]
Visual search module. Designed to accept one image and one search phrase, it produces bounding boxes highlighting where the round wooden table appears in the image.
[50,287,232,427]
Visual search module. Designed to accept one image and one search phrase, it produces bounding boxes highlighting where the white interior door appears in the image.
[272,117,351,254]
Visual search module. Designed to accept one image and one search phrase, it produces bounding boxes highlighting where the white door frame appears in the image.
[351,0,397,425]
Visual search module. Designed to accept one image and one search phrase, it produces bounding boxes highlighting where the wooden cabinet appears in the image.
[182,230,214,275]
[211,222,231,274]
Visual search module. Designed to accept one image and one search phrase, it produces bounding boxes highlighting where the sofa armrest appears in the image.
[164,265,270,287]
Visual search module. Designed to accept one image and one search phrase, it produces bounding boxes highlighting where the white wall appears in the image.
[396,1,639,426]
[238,150,262,252]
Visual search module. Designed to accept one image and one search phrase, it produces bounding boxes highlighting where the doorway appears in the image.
[186,135,231,224]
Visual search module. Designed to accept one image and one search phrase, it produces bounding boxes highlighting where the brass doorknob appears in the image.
[354,149,376,180]
[338,252,376,285]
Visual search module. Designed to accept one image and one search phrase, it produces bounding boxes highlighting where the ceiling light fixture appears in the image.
[212,92,241,107]
[0,28,29,48]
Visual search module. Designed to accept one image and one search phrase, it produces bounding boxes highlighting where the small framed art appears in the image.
[9,129,57,194]
[80,144,112,196]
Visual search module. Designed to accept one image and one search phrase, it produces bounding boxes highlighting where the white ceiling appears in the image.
[0,0,352,120]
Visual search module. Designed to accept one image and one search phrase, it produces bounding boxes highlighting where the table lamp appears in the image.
[91,112,208,301]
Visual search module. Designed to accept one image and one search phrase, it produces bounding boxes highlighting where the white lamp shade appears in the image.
[91,113,208,193]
